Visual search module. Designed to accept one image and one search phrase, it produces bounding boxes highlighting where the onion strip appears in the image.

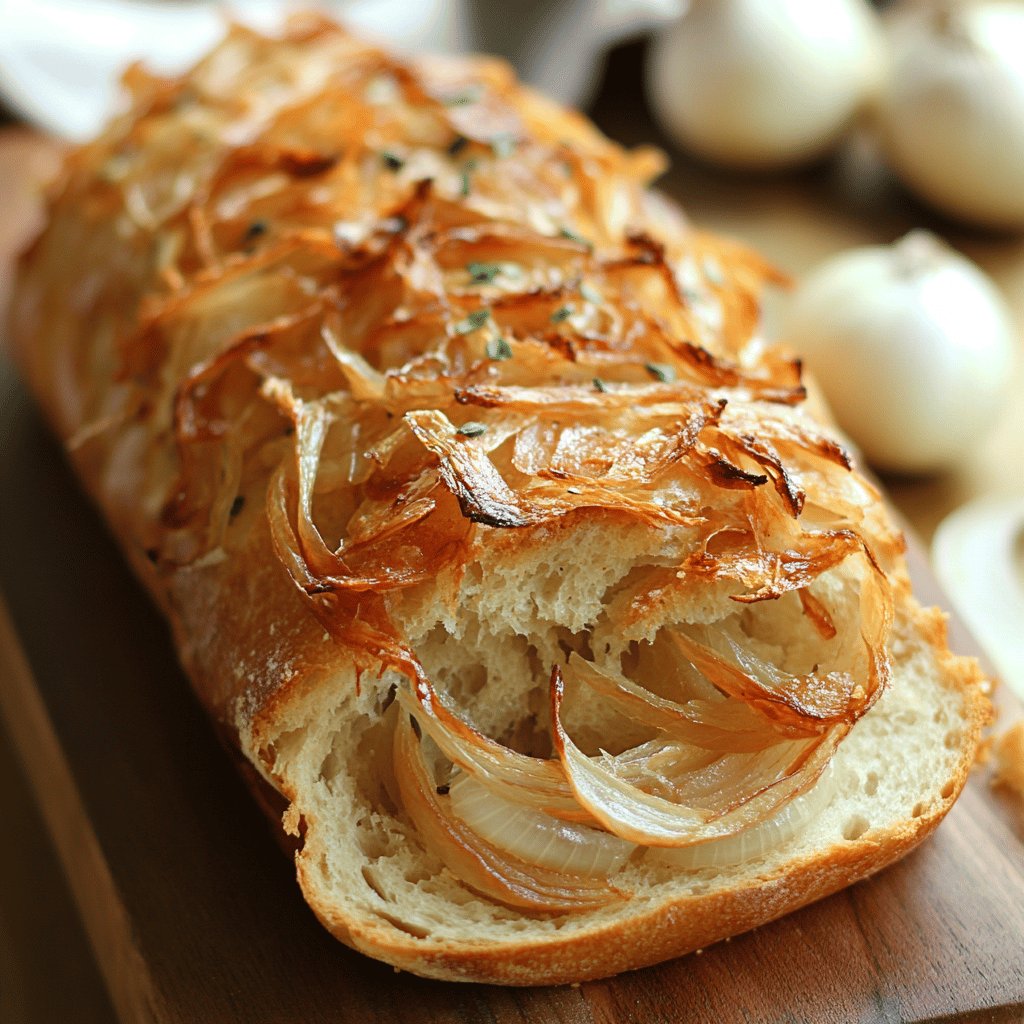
[551,666,844,847]
[449,773,635,876]
[649,763,838,869]
[393,715,621,911]
[397,677,593,822]
[568,654,791,751]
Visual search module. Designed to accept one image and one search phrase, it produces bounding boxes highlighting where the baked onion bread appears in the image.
[11,17,988,985]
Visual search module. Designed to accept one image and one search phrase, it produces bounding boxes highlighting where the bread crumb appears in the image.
[282,802,302,837]
[991,721,1024,795]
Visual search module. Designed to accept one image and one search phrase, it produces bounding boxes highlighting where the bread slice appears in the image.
[237,521,985,985]
[9,17,988,985]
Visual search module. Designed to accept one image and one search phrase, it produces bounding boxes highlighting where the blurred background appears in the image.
[0,1,1022,1021]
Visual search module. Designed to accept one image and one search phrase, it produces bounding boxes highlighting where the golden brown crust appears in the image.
[10,16,898,726]
[10,17,990,984]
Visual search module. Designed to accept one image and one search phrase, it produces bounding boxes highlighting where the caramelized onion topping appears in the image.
[42,21,904,911]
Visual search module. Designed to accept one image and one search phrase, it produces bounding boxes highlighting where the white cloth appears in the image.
[0,0,681,139]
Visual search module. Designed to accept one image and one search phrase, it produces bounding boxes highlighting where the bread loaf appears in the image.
[10,17,989,984]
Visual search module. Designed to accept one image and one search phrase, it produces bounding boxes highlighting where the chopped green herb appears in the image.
[243,219,268,243]
[453,308,491,334]
[593,377,608,393]
[443,86,482,106]
[486,336,513,361]
[459,166,474,197]
[447,134,469,156]
[580,282,603,305]
[380,150,404,171]
[559,226,593,250]
[550,305,574,324]
[490,133,517,159]
[467,261,503,284]
[645,362,676,383]
[457,421,488,438]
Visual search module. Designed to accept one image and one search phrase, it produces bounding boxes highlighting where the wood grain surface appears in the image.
[2,40,1024,1024]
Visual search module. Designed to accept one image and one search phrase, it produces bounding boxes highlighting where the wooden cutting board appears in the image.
[1,52,1023,1021]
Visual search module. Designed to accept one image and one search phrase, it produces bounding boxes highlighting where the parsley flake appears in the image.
[454,308,491,335]
[593,377,608,393]
[457,421,488,438]
[447,134,469,156]
[490,133,517,159]
[380,150,404,171]
[468,261,503,284]
[443,86,482,107]
[559,226,593,250]
[645,362,676,383]
[550,305,574,324]
[243,219,268,244]
[486,336,513,361]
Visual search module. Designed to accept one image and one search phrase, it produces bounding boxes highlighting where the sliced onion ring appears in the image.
[649,763,838,870]
[448,773,635,876]
[551,665,844,848]
[397,677,593,822]
[568,654,793,752]
[392,714,622,911]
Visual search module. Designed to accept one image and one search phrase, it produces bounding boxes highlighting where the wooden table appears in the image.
[1,39,1023,1024]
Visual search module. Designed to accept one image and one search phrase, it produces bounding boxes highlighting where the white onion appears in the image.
[448,773,635,876]
[647,0,882,169]
[782,231,1016,475]
[567,653,781,752]
[551,666,843,847]
[396,681,590,821]
[392,715,616,911]
[879,2,1024,230]
[650,763,837,870]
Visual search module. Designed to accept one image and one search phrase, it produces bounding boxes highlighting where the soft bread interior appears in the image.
[258,517,978,975]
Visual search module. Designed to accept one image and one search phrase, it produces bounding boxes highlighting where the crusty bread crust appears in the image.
[10,17,989,984]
